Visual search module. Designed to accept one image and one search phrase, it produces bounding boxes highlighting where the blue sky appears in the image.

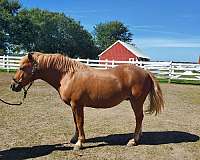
[20,0,200,62]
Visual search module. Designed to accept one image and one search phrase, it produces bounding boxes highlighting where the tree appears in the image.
[0,0,20,15]
[93,21,133,51]
[0,0,21,54]
[8,9,38,52]
[9,8,99,58]
[0,1,98,58]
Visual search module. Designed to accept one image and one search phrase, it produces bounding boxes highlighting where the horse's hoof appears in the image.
[61,143,69,147]
[127,139,138,147]
[73,145,82,151]
[70,137,78,144]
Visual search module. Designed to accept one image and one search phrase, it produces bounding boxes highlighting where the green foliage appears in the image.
[21,9,98,58]
[0,2,99,58]
[8,9,37,51]
[0,0,21,53]
[94,21,133,51]
[0,0,21,15]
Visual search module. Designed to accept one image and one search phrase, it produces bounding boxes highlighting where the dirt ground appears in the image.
[0,72,199,160]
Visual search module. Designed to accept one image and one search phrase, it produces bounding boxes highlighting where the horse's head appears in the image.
[11,52,39,92]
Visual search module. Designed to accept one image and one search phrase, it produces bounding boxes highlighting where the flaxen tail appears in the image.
[146,71,164,115]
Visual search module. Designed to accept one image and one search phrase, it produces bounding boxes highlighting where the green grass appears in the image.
[157,78,200,85]
[0,68,16,73]
[170,79,200,85]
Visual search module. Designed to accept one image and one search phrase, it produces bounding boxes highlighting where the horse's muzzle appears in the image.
[10,82,22,92]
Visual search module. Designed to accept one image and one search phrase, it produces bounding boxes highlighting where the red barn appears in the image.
[98,40,150,61]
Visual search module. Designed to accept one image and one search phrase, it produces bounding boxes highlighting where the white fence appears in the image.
[0,55,200,82]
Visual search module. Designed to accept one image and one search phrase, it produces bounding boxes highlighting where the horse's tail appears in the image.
[146,71,164,115]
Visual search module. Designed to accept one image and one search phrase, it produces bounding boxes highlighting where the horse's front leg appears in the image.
[72,105,85,150]
[70,111,79,144]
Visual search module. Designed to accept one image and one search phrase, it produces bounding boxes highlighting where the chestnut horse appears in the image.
[11,52,164,150]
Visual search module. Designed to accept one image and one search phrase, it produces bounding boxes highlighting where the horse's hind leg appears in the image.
[71,105,85,150]
[127,97,144,146]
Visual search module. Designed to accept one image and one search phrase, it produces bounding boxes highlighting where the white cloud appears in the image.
[130,25,196,37]
[178,13,200,21]
[134,37,200,48]
[131,25,164,29]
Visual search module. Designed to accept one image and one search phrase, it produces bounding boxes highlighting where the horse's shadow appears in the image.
[0,131,199,160]
[86,131,199,146]
[0,144,72,160]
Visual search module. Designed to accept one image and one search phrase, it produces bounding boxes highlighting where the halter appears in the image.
[0,78,33,106]
[0,60,38,106]
[12,78,34,102]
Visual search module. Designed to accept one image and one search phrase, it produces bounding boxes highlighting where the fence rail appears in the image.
[0,55,200,82]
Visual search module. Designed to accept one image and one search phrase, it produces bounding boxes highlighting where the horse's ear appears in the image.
[28,52,34,61]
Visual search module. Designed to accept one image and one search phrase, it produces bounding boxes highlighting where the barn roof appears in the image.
[98,40,150,59]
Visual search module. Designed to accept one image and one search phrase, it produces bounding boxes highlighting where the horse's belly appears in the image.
[86,92,128,108]
[84,77,129,108]
[89,100,123,108]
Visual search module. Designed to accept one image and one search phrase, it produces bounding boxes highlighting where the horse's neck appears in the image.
[38,69,64,90]
[36,55,88,90]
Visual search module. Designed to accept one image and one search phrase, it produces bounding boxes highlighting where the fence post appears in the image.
[168,61,173,83]
[112,60,115,68]
[139,61,142,67]
[105,59,108,69]
[135,58,139,66]
[86,58,89,66]
[2,55,5,69]
[6,55,9,72]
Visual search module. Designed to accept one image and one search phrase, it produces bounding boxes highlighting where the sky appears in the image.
[20,0,200,62]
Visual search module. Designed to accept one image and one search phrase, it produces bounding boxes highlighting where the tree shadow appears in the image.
[86,131,199,146]
[0,143,72,160]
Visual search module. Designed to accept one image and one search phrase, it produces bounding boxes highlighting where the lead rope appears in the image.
[0,82,33,106]
[22,82,33,101]
[0,98,22,105]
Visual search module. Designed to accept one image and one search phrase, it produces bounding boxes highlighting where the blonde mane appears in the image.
[32,52,90,73]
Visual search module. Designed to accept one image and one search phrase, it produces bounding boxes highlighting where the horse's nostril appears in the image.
[10,83,17,90]
[10,82,22,92]
[10,83,14,89]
